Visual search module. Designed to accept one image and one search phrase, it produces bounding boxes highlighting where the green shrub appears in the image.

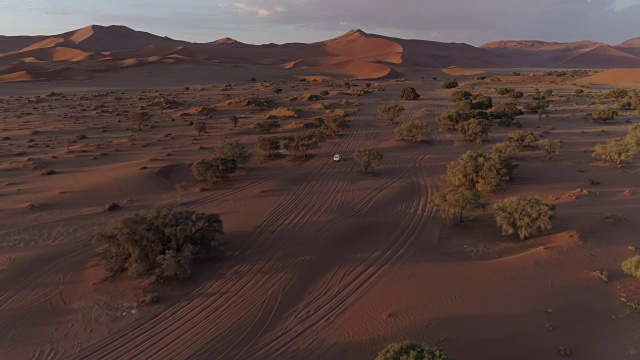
[400,87,420,100]
[437,109,471,131]
[192,157,238,184]
[379,104,405,124]
[446,151,514,193]
[494,197,555,240]
[592,138,638,165]
[376,342,453,360]
[507,131,538,147]
[492,141,520,157]
[394,120,433,142]
[355,148,383,175]
[216,139,251,164]
[592,107,618,123]
[457,118,492,143]
[432,188,486,223]
[442,79,459,89]
[539,139,563,160]
[95,208,224,278]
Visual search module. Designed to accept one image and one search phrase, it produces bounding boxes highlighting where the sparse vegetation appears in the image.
[192,157,238,184]
[592,107,618,123]
[457,118,491,143]
[217,140,251,165]
[539,139,563,160]
[442,79,459,89]
[400,87,420,101]
[592,138,638,165]
[622,255,640,280]
[494,197,556,240]
[256,136,280,157]
[432,188,487,223]
[378,104,405,124]
[130,111,152,131]
[255,120,281,133]
[446,151,514,193]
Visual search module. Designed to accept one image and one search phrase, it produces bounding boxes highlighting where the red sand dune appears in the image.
[441,66,486,76]
[578,68,640,84]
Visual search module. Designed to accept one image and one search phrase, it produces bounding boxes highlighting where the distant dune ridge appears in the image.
[2,24,640,82]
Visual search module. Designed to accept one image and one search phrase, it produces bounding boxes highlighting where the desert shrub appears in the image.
[574,89,584,97]
[450,90,472,103]
[627,123,640,146]
[496,88,515,96]
[322,115,349,136]
[606,88,628,100]
[217,139,251,164]
[41,169,57,176]
[470,94,493,110]
[256,136,280,157]
[378,104,405,124]
[96,208,223,278]
[622,255,640,280]
[355,148,383,175]
[507,130,538,147]
[319,90,330,96]
[494,197,556,240]
[400,87,420,100]
[508,90,524,99]
[255,120,281,133]
[446,151,514,193]
[283,130,323,159]
[376,342,453,360]
[524,99,550,120]
[491,103,524,123]
[130,111,152,131]
[592,107,618,123]
[302,93,318,101]
[457,118,491,143]
[273,88,282,97]
[539,139,563,160]
[437,109,471,131]
[542,89,554,98]
[230,116,239,127]
[192,157,238,184]
[592,138,639,165]
[492,141,520,157]
[442,79,459,89]
[432,188,486,223]
[195,121,207,135]
[394,120,433,142]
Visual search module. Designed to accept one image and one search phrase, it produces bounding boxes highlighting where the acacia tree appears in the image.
[539,139,563,160]
[525,91,550,121]
[322,115,349,136]
[216,139,251,165]
[457,118,492,143]
[394,120,433,142]
[355,148,383,175]
[255,120,280,133]
[195,121,207,135]
[446,151,514,193]
[494,197,556,240]
[96,208,224,278]
[432,188,487,223]
[130,111,152,131]
[437,109,471,131]
[378,104,405,124]
[592,107,618,123]
[256,136,280,157]
[592,138,639,165]
[376,342,453,360]
[231,116,240,127]
[192,157,238,184]
[507,130,538,148]
[491,102,524,125]
[400,87,420,100]
[283,131,323,159]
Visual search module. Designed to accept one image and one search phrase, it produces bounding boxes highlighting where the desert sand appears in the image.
[1,26,640,360]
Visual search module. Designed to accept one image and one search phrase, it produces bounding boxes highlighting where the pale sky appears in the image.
[1,0,639,45]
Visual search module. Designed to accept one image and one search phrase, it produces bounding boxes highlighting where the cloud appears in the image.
[224,0,640,44]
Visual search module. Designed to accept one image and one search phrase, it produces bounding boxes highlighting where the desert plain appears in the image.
[1,25,640,360]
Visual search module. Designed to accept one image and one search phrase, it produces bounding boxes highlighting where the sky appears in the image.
[1,0,640,45]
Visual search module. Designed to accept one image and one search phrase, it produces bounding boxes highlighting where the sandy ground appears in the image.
[1,68,639,360]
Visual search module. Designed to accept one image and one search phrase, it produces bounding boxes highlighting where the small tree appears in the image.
[437,109,471,131]
[494,197,556,240]
[378,104,405,124]
[376,342,453,360]
[231,116,240,127]
[175,182,188,204]
[95,208,223,278]
[470,94,493,110]
[592,107,618,123]
[457,118,491,143]
[273,88,283,97]
[256,136,280,157]
[195,121,207,135]
[539,139,563,160]
[507,130,538,148]
[322,115,349,136]
[574,89,584,97]
[192,157,238,184]
[432,188,486,223]
[394,120,433,142]
[492,141,520,157]
[446,151,513,193]
[592,138,639,165]
[217,139,251,165]
[524,99,550,121]
[442,79,459,89]
[491,103,524,124]
[622,255,640,280]
[283,131,323,159]
[255,120,280,133]
[130,111,151,131]
[450,90,472,103]
[355,148,383,175]
[627,123,640,146]
[400,87,420,100]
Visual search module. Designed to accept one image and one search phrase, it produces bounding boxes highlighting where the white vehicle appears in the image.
[333,154,342,162]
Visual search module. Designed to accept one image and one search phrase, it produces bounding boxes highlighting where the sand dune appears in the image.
[2,25,640,84]
[578,68,640,84]
[441,66,486,76]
